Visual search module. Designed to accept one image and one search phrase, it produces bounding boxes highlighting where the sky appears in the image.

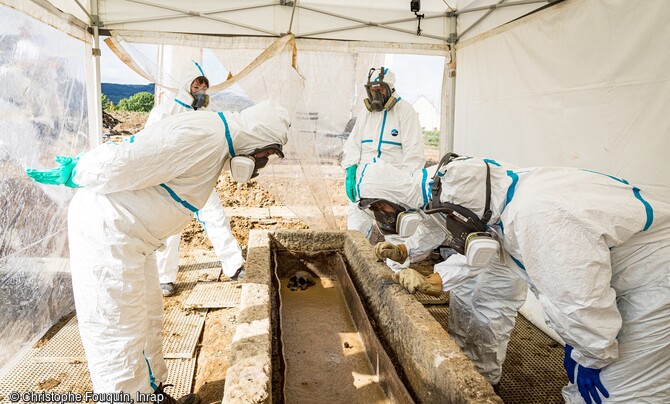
[100,39,444,108]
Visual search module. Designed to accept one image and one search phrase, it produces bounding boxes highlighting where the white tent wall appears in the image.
[0,0,93,377]
[453,0,670,197]
[454,0,555,42]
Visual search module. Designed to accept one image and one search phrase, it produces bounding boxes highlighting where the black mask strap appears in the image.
[426,152,493,229]
[427,152,459,211]
[481,161,493,225]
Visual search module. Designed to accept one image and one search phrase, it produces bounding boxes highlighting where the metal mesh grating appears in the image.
[178,250,222,283]
[163,308,206,359]
[165,358,196,398]
[426,304,567,403]
[33,316,84,363]
[0,354,195,400]
[183,282,241,309]
[33,310,204,362]
[415,291,450,305]
[426,305,450,325]
[498,314,567,403]
[0,350,92,397]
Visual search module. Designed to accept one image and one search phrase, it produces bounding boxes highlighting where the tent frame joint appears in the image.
[91,14,104,27]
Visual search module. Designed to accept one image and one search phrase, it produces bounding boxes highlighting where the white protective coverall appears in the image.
[433,158,670,402]
[355,157,443,271]
[68,100,289,393]
[145,62,244,280]
[357,158,527,384]
[341,69,425,237]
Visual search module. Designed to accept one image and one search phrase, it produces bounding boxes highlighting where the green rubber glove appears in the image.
[345,165,357,203]
[26,155,81,188]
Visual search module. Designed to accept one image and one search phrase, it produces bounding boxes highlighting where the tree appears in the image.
[101,93,115,111]
[116,92,154,112]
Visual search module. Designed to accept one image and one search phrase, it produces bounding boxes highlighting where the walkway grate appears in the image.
[162,308,206,359]
[32,310,204,362]
[178,249,222,283]
[426,303,567,403]
[33,317,83,363]
[0,351,193,399]
[183,282,241,309]
[415,291,449,305]
[0,350,91,397]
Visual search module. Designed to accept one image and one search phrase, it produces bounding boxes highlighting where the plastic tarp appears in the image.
[105,31,444,229]
[0,2,92,375]
[453,0,670,199]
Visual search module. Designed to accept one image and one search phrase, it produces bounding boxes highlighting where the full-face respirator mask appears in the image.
[424,153,500,268]
[229,144,284,183]
[363,67,398,112]
[189,75,210,110]
[190,91,209,110]
[358,198,422,238]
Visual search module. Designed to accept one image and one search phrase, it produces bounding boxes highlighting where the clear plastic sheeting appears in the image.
[253,49,380,230]
[107,32,445,230]
[0,5,90,374]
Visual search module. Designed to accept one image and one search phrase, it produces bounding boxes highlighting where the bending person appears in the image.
[26,100,290,399]
[392,153,670,403]
[356,158,527,386]
[145,61,244,296]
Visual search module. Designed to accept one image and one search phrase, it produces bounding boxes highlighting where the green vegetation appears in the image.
[116,92,154,112]
[101,94,115,111]
[101,83,155,104]
[424,129,440,149]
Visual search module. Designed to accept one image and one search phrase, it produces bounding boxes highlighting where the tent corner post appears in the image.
[90,0,103,147]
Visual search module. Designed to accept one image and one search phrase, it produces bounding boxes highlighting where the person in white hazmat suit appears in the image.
[25,100,290,398]
[341,67,425,238]
[145,61,245,297]
[390,154,670,404]
[355,157,527,386]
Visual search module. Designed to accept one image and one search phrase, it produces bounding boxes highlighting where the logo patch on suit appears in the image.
[391,129,399,136]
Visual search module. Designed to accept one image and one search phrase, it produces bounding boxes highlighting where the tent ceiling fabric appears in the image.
[39,0,553,46]
[56,0,454,44]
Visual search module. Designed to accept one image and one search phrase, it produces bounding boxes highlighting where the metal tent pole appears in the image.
[91,0,103,146]
[441,12,457,156]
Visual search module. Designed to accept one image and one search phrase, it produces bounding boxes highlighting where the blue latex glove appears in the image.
[345,165,357,203]
[576,365,609,404]
[26,155,80,188]
[564,344,577,383]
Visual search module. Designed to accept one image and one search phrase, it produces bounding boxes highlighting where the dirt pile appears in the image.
[106,110,149,134]
[180,171,308,253]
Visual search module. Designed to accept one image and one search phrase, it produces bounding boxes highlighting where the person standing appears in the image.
[341,66,425,238]
[145,61,245,297]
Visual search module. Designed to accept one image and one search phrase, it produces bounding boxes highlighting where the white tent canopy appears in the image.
[40,0,555,44]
